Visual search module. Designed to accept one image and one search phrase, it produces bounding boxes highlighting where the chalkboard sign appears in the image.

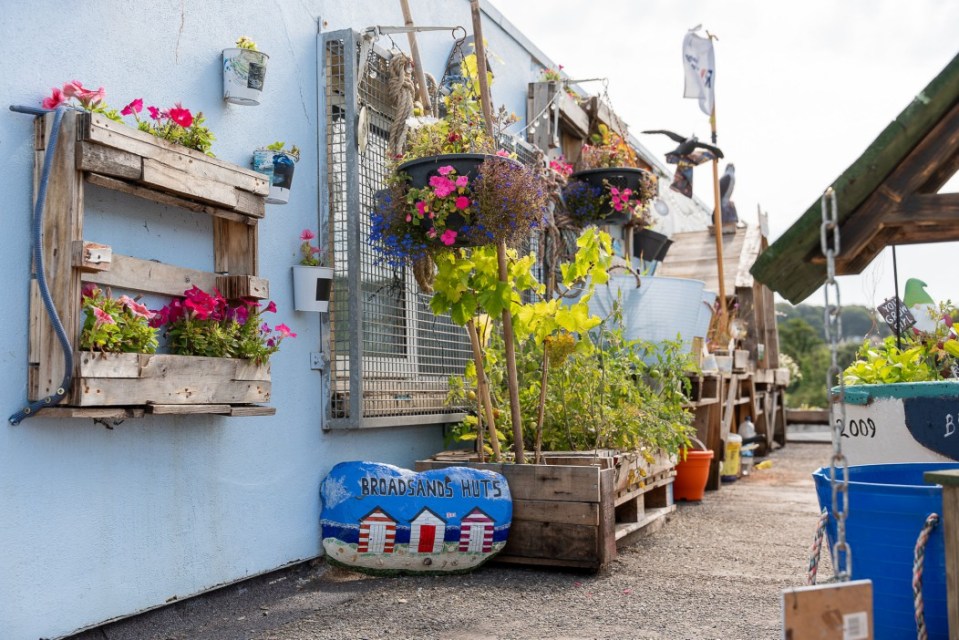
[876,297,916,335]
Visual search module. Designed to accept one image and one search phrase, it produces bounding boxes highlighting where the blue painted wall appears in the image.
[0,2,570,638]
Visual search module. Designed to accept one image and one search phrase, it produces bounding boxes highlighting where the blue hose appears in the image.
[8,104,75,425]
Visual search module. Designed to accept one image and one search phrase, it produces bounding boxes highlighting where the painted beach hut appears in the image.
[357,508,396,554]
[409,507,446,554]
[458,507,494,553]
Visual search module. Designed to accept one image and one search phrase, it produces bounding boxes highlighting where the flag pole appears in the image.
[706,33,729,347]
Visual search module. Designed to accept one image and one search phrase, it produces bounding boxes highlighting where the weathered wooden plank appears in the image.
[86,173,262,223]
[141,158,240,210]
[72,240,112,272]
[614,505,675,541]
[82,112,270,195]
[229,405,277,417]
[72,376,270,406]
[215,275,269,300]
[77,353,271,382]
[502,520,602,563]
[147,404,232,415]
[33,111,84,401]
[492,554,600,570]
[83,251,217,297]
[37,407,146,420]
[214,218,259,276]
[76,141,142,180]
[556,89,589,138]
[472,462,602,503]
[511,498,599,526]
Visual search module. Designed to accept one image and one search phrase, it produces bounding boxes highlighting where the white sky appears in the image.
[487,0,959,308]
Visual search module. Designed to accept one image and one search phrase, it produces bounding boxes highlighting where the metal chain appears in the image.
[821,187,852,581]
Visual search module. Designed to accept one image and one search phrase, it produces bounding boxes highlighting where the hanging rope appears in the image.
[387,52,415,158]
[913,512,939,640]
[806,507,830,585]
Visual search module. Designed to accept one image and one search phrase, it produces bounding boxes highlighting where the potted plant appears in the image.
[564,124,657,225]
[632,227,671,263]
[370,53,548,292]
[292,228,333,312]
[223,36,268,106]
[257,141,299,204]
[79,285,159,354]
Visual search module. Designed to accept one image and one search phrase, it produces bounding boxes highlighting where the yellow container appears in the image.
[720,433,742,480]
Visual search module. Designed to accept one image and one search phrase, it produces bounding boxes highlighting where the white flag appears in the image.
[682,30,715,116]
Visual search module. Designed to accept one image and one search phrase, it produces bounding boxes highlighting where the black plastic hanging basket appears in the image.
[568,167,654,225]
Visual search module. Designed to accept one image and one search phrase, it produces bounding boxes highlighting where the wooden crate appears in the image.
[417,450,676,571]
[27,111,272,418]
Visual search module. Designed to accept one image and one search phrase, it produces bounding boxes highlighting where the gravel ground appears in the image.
[72,442,831,640]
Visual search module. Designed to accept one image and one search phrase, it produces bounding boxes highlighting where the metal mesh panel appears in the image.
[323,30,471,428]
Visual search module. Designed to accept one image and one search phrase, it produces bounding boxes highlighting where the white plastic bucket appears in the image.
[223,48,269,105]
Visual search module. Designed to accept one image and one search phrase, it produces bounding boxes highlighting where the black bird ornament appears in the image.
[641,130,723,198]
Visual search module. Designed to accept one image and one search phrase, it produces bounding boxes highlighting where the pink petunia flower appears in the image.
[495,149,511,157]
[275,323,297,338]
[92,306,115,326]
[61,80,86,99]
[119,295,154,319]
[437,165,454,176]
[454,196,470,210]
[440,229,458,246]
[429,175,456,198]
[121,98,143,116]
[455,175,469,188]
[147,105,161,121]
[75,86,106,107]
[265,301,277,313]
[168,103,193,128]
[300,229,316,241]
[42,87,67,110]
[427,228,437,238]
[415,201,428,217]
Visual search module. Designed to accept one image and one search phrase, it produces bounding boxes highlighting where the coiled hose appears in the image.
[8,104,74,425]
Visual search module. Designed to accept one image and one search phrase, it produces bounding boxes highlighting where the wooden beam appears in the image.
[84,251,218,297]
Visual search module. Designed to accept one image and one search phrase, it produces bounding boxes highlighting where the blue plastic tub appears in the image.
[812,463,959,639]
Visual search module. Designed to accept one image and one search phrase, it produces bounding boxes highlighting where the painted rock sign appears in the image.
[321,461,511,573]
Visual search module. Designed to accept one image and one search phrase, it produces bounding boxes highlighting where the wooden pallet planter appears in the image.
[416,449,676,571]
[27,111,273,418]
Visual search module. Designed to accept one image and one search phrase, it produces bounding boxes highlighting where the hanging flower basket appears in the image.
[567,167,655,225]
[371,153,548,269]
[292,265,334,312]
[223,47,269,105]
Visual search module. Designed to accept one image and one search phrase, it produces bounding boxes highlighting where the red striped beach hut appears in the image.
[410,507,445,554]
[458,507,494,553]
[357,507,396,554]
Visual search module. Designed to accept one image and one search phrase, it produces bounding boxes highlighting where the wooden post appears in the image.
[399,0,433,116]
[709,103,728,347]
[925,469,959,639]
[469,0,525,463]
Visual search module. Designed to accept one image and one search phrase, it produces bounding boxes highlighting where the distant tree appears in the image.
[779,317,824,357]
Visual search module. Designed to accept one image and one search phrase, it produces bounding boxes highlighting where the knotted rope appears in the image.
[807,507,830,585]
[387,53,415,158]
[913,512,939,640]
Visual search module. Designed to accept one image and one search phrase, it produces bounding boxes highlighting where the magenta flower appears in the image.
[275,323,297,338]
[415,201,428,217]
[265,301,277,313]
[440,229,458,246]
[454,196,470,210]
[42,87,67,110]
[121,98,143,116]
[455,175,469,188]
[437,165,454,176]
[147,105,161,120]
[300,229,316,241]
[495,149,511,158]
[169,104,193,128]
[427,228,437,238]
[429,175,456,198]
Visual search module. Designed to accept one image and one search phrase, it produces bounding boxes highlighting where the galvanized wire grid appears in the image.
[323,30,472,428]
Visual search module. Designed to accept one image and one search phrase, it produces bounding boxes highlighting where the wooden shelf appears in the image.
[28,111,273,418]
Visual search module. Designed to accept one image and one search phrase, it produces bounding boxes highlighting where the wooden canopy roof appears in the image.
[750,52,959,303]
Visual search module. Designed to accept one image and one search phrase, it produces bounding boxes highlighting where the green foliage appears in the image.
[266,141,300,162]
[235,36,258,51]
[137,109,215,156]
[775,302,890,341]
[79,285,158,354]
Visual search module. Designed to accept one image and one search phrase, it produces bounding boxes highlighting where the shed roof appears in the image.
[657,221,766,295]
[750,52,959,303]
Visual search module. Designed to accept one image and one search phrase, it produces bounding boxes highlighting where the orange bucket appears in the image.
[674,448,714,501]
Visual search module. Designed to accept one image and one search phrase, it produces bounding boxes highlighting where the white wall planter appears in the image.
[223,48,269,105]
[292,265,333,312]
